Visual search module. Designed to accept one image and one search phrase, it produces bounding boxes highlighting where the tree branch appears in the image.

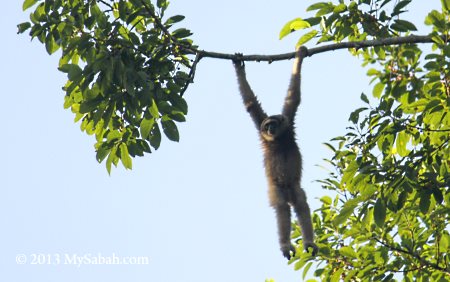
[373,237,450,274]
[185,35,443,62]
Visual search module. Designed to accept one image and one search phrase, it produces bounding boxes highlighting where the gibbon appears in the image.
[232,47,318,259]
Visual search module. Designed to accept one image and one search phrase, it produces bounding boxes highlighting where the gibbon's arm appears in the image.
[282,46,308,122]
[233,59,268,129]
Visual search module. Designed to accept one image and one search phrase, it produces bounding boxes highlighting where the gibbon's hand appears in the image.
[296,45,308,59]
[232,53,245,69]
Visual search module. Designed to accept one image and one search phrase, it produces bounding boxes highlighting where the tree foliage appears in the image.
[18,0,194,173]
[282,1,450,281]
[19,0,450,280]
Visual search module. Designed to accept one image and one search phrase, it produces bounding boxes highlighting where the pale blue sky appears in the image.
[1,1,438,281]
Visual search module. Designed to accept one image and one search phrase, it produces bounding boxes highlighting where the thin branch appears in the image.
[97,0,114,10]
[140,0,191,49]
[373,237,450,274]
[180,52,201,97]
[184,35,444,62]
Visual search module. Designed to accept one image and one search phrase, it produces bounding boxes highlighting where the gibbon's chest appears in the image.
[262,138,301,187]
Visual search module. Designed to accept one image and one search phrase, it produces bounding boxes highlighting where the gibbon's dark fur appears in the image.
[232,47,318,259]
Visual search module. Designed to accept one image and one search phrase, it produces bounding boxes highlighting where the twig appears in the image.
[373,237,449,273]
[180,52,202,97]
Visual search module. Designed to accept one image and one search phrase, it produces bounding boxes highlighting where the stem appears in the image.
[374,237,450,274]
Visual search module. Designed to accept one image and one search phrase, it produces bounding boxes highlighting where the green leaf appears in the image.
[341,160,358,186]
[373,82,385,98]
[17,22,31,34]
[302,261,313,280]
[316,4,335,17]
[91,3,108,28]
[392,0,411,16]
[333,3,347,13]
[149,123,161,149]
[374,198,386,227]
[161,120,179,142]
[438,233,449,253]
[168,113,186,122]
[280,18,305,39]
[320,196,332,205]
[367,68,380,76]
[106,146,118,175]
[306,2,332,11]
[330,268,344,282]
[172,28,192,39]
[397,190,408,210]
[23,0,38,10]
[442,0,450,11]
[148,99,160,118]
[167,93,188,115]
[432,187,443,204]
[349,107,368,124]
[303,17,321,27]
[45,33,59,55]
[339,246,357,258]
[59,64,82,81]
[96,145,110,163]
[361,206,373,229]
[119,143,133,170]
[419,191,431,214]
[296,30,318,46]
[79,99,102,114]
[391,19,417,32]
[139,140,152,154]
[107,130,121,142]
[323,143,336,152]
[395,131,410,157]
[290,19,311,30]
[425,10,445,29]
[378,133,395,155]
[165,15,185,25]
[140,117,155,139]
[333,200,358,226]
[127,142,143,157]
[157,0,168,9]
[360,93,369,104]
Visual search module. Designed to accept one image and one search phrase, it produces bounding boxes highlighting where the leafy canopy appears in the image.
[19,0,194,173]
[279,0,450,281]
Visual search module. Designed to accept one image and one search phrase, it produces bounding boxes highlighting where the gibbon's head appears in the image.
[260,115,289,141]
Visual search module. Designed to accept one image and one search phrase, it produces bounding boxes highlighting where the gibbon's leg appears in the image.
[274,201,296,259]
[269,183,295,258]
[291,186,318,256]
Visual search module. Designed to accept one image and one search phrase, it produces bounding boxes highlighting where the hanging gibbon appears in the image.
[232,47,318,259]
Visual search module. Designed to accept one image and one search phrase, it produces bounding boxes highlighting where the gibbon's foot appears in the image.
[304,242,318,256]
[281,244,296,260]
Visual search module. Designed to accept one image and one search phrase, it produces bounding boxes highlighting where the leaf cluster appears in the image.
[280,0,419,47]
[18,0,195,173]
[284,1,450,281]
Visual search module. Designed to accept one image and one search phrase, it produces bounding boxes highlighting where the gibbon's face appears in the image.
[260,115,288,141]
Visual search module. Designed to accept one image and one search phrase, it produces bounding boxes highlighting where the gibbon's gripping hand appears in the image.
[232,53,245,70]
[304,241,318,256]
[296,45,308,58]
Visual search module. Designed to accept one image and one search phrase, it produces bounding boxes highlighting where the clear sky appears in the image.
[1,1,438,281]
